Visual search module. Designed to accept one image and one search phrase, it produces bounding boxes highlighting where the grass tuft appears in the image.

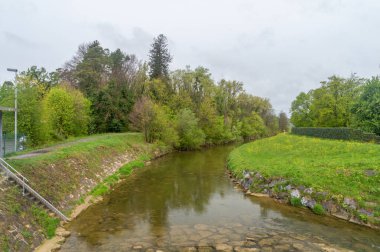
[312,204,325,215]
[290,197,302,207]
[31,205,60,239]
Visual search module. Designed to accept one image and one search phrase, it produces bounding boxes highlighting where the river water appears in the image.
[60,145,380,251]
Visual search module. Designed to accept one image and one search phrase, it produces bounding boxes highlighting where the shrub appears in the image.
[177,109,205,150]
[290,197,302,207]
[291,127,380,143]
[312,204,325,215]
[358,214,368,223]
[42,85,90,140]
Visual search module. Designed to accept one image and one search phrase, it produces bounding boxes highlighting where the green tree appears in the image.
[279,112,289,132]
[62,41,146,133]
[150,104,179,147]
[352,77,380,135]
[42,86,90,140]
[129,97,155,142]
[148,34,172,79]
[241,112,266,141]
[177,109,205,150]
[0,67,59,146]
[290,91,314,127]
[74,41,110,97]
[128,97,178,146]
[311,76,360,127]
[215,79,243,127]
[198,97,230,144]
[68,86,91,136]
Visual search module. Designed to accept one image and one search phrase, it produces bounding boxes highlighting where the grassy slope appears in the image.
[1,132,164,251]
[228,134,380,206]
[7,133,157,207]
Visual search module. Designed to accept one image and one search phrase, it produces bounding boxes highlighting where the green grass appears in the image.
[228,134,380,206]
[5,133,155,206]
[290,197,302,207]
[90,154,148,197]
[312,204,325,215]
[9,133,146,166]
[0,234,10,252]
[31,205,60,239]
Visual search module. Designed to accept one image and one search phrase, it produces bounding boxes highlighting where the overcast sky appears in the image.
[1,0,379,114]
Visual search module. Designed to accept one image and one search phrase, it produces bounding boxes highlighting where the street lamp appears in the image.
[6,68,18,152]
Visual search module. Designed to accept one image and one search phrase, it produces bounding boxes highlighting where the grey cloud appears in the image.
[1,0,380,115]
[3,31,39,48]
[96,24,152,58]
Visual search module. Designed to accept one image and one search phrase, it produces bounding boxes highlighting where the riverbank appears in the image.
[0,133,170,251]
[227,134,380,229]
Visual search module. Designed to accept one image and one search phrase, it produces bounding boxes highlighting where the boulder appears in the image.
[291,189,300,198]
[301,196,316,208]
[343,197,357,210]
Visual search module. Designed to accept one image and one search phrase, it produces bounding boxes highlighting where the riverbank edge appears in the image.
[34,146,171,252]
[225,167,380,231]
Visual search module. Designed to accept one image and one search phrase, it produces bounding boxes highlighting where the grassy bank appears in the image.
[0,132,167,251]
[228,134,380,226]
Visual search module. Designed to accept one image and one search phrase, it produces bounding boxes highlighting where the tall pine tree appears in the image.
[148,34,172,79]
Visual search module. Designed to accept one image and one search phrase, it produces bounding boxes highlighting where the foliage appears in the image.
[290,91,314,127]
[291,127,380,143]
[351,77,380,135]
[290,197,302,207]
[42,86,91,140]
[4,37,279,149]
[240,112,266,141]
[0,67,58,146]
[61,41,143,133]
[148,34,172,79]
[150,104,179,147]
[228,134,380,207]
[129,97,178,146]
[278,112,289,132]
[290,74,380,136]
[177,109,205,150]
[312,204,325,215]
[129,96,155,142]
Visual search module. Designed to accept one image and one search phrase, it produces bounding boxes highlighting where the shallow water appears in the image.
[61,145,380,251]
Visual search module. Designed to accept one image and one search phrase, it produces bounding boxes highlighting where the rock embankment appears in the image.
[228,170,380,230]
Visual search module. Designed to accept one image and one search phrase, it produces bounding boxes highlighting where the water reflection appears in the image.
[61,145,380,251]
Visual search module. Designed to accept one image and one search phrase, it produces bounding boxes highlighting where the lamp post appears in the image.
[6,68,18,152]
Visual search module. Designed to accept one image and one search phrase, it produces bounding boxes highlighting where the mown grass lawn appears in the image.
[228,134,380,206]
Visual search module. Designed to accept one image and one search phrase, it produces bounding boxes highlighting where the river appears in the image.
[60,145,380,251]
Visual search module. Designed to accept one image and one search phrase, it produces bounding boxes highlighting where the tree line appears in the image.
[1,34,286,149]
[290,75,380,135]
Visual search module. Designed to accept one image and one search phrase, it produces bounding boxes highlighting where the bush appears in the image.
[177,109,205,150]
[290,197,302,207]
[42,85,91,140]
[312,204,325,215]
[291,127,380,143]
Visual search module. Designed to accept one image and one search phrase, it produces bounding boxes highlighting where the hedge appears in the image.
[291,127,380,143]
